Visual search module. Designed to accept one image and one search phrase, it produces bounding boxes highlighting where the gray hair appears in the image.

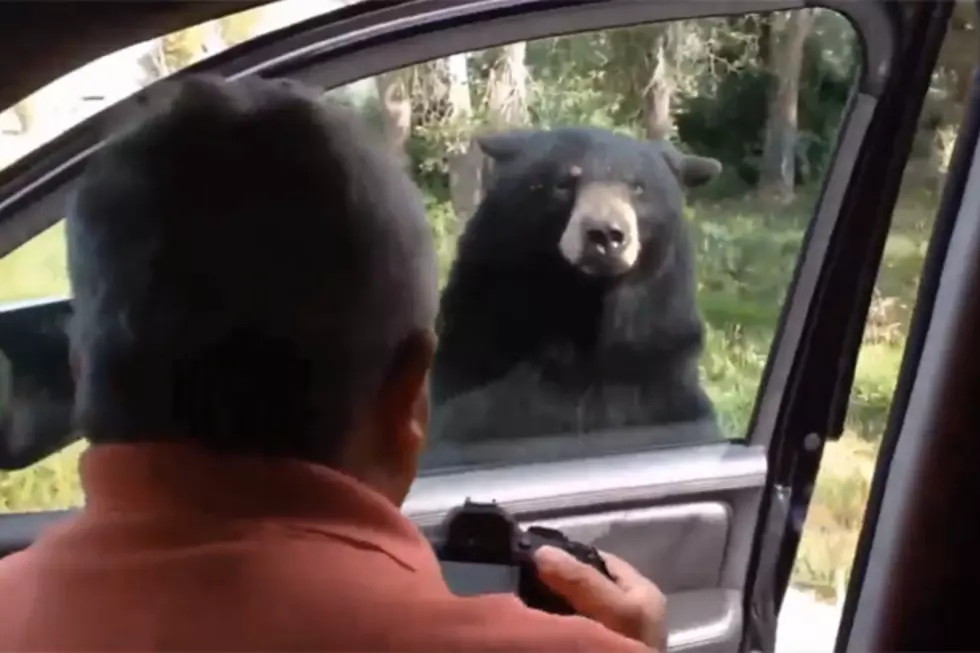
[66,75,438,459]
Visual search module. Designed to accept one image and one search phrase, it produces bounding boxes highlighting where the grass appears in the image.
[687,184,934,600]
[0,222,69,303]
[793,432,877,601]
[689,196,811,437]
[0,180,936,600]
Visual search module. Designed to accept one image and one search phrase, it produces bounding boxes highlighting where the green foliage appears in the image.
[796,19,859,184]
[404,12,860,199]
[676,68,771,186]
[525,34,621,129]
[676,10,858,188]
[0,222,69,302]
[424,193,460,287]
[0,442,85,512]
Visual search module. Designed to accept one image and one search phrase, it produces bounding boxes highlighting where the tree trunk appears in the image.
[942,1,977,108]
[759,10,814,204]
[374,69,412,167]
[10,100,35,135]
[642,24,675,141]
[759,15,773,70]
[200,22,228,56]
[485,42,529,130]
[160,25,211,72]
[914,2,977,190]
[136,42,171,85]
[444,53,483,223]
[603,24,677,142]
[217,8,267,47]
[481,43,529,194]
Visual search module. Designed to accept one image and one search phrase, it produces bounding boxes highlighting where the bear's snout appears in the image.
[559,182,640,277]
[582,214,630,254]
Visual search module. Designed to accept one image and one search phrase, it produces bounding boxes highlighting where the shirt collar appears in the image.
[78,442,439,573]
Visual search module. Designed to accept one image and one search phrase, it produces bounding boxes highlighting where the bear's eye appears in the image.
[629,181,645,196]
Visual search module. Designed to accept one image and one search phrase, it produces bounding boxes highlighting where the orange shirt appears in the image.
[0,443,651,652]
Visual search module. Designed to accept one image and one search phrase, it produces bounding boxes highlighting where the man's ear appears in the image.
[381,330,436,437]
[476,129,539,164]
[658,142,723,189]
[352,330,435,506]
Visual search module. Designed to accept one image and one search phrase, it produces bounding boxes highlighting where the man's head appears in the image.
[66,75,439,504]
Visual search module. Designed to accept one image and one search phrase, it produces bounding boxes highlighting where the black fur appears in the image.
[429,127,720,443]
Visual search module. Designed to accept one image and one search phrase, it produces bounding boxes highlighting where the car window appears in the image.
[339,10,861,468]
[0,8,860,508]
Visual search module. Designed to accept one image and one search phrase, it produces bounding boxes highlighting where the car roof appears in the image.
[0,1,264,111]
[0,0,922,117]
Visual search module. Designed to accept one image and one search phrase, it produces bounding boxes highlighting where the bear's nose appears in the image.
[584,224,627,253]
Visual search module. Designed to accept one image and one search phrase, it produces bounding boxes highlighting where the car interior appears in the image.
[0,1,978,652]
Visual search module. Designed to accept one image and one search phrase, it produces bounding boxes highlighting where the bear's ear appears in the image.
[660,145,723,189]
[476,129,539,164]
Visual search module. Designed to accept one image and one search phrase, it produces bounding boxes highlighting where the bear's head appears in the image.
[475,127,721,281]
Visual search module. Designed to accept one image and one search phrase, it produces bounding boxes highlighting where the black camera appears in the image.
[433,499,614,615]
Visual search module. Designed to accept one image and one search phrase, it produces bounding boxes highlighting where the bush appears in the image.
[676,18,856,192]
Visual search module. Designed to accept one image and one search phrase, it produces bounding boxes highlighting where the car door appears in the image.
[0,1,954,652]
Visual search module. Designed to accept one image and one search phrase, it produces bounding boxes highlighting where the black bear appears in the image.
[429,126,722,446]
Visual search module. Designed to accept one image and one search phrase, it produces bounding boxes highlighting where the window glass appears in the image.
[325,10,860,466]
[0,8,861,509]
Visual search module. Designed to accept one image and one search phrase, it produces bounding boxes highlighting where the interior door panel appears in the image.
[667,591,742,653]
[409,443,767,652]
[530,502,732,593]
[529,504,741,653]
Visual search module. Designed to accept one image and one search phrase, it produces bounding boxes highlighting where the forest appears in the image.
[0,2,975,603]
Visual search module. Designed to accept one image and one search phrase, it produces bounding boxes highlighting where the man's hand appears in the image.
[534,545,668,652]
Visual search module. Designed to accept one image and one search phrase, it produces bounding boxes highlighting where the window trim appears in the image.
[408,442,766,528]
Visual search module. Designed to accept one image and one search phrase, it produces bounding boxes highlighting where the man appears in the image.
[0,76,667,652]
